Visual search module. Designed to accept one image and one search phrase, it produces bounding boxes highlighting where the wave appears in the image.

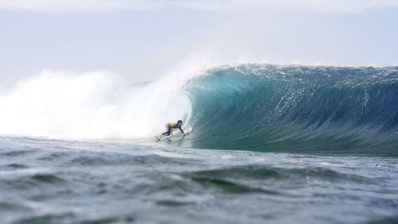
[0,64,397,155]
[180,64,398,155]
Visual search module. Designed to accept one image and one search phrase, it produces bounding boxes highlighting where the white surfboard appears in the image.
[154,127,192,142]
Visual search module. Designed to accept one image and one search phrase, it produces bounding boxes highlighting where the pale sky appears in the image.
[1,0,398,86]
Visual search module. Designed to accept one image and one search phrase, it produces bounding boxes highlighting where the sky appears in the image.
[0,0,398,85]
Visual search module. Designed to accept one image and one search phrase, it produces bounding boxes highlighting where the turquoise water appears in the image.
[181,65,398,155]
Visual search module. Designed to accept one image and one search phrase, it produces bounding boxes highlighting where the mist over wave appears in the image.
[0,70,190,139]
[1,64,397,155]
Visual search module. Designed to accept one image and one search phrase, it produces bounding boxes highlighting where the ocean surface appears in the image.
[1,64,398,223]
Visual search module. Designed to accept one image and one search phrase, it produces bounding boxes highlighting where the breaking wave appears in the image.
[1,64,398,155]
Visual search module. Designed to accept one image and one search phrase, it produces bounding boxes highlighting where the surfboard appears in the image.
[154,127,192,142]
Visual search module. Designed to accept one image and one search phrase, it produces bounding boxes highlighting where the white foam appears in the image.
[0,69,191,140]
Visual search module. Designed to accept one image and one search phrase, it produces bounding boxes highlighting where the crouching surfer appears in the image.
[158,120,186,139]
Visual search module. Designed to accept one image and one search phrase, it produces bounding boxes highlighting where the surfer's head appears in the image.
[177,120,183,126]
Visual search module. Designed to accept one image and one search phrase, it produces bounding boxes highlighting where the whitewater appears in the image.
[0,64,397,224]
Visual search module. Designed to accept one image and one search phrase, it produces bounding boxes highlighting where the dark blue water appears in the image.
[1,64,398,224]
[0,137,397,224]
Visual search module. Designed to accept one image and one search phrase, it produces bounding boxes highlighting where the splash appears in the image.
[0,70,191,139]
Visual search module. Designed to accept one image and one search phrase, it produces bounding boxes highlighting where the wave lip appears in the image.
[181,64,398,155]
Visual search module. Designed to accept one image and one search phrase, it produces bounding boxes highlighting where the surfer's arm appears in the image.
[179,127,185,135]
[170,127,173,136]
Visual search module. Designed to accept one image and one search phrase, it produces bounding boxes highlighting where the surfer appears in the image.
[158,120,186,139]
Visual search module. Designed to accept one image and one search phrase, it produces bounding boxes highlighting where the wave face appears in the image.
[181,64,398,155]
